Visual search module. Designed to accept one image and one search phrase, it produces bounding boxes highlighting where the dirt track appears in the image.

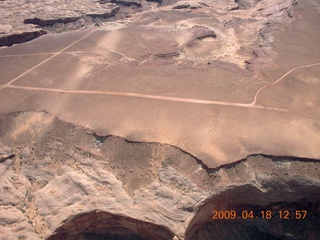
[1,34,319,114]
[1,0,320,168]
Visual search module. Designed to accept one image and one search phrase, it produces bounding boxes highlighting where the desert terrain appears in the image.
[0,0,320,239]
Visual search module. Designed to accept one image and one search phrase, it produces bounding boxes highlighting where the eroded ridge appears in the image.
[0,112,319,240]
[186,154,320,240]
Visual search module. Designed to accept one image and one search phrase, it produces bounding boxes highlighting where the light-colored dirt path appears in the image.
[6,85,289,112]
[0,25,319,115]
[0,51,89,58]
[251,62,320,105]
[2,60,319,114]
[0,29,94,90]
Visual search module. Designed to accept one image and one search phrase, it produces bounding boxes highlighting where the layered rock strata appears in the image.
[0,0,298,51]
[0,112,319,239]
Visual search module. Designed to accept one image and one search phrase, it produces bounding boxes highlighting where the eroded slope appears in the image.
[0,112,319,239]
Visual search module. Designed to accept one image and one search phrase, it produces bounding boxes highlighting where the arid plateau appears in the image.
[0,0,320,239]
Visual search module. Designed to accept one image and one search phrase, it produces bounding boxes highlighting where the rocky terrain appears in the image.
[1,0,320,239]
[0,112,320,240]
[1,0,297,50]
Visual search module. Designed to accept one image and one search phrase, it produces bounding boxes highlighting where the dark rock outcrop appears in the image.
[24,17,81,27]
[146,0,161,2]
[86,6,120,18]
[0,143,15,163]
[0,30,46,47]
[186,26,217,46]
[172,2,201,9]
[99,0,142,7]
[153,51,180,59]
[23,7,119,28]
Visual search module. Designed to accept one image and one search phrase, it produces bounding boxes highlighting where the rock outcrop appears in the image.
[0,28,46,47]
[0,0,119,46]
[106,0,142,7]
[0,0,299,48]
[23,17,82,27]
[0,112,319,239]
[172,1,202,9]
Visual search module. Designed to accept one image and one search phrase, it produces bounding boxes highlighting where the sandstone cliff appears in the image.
[0,112,319,239]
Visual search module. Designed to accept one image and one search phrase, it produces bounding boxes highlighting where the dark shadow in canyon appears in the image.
[186,183,320,240]
[47,210,175,240]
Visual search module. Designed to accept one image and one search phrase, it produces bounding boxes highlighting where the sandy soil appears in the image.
[1,0,320,167]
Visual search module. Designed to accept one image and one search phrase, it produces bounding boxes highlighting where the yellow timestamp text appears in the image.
[212,210,307,220]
